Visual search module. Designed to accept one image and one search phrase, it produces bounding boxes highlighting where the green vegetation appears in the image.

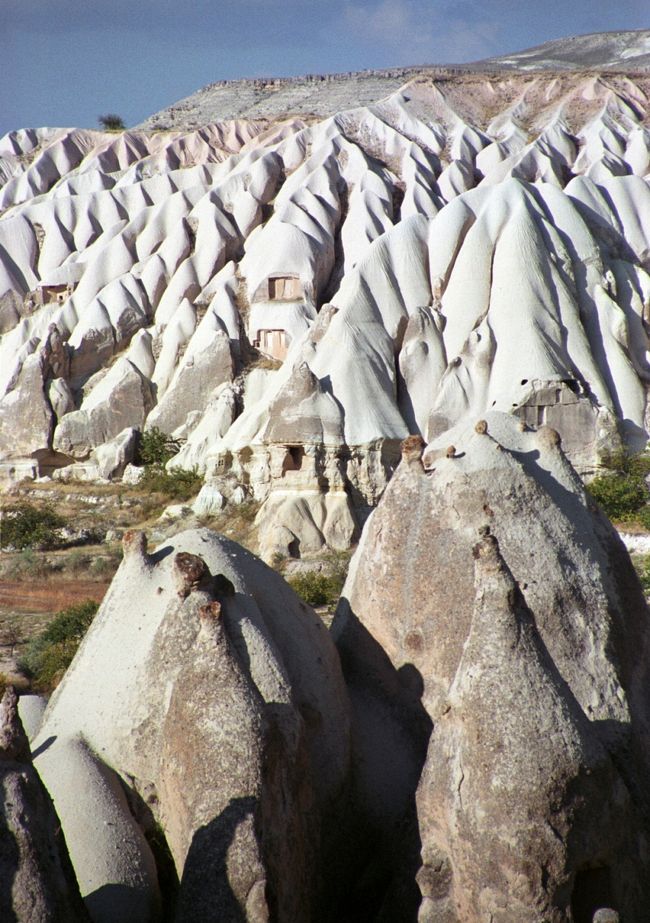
[0,503,68,551]
[288,571,342,608]
[0,549,62,580]
[19,600,99,692]
[586,450,650,525]
[287,550,352,611]
[135,427,202,500]
[632,554,650,595]
[98,113,126,131]
[140,465,202,501]
[136,427,183,467]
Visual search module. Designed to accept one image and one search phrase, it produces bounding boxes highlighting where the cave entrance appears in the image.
[282,446,304,475]
[258,329,288,361]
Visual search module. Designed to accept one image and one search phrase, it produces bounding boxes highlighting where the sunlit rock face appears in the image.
[32,528,350,923]
[17,416,650,922]
[2,67,650,554]
[332,414,650,922]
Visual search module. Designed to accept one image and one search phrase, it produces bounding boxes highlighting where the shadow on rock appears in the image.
[175,796,259,923]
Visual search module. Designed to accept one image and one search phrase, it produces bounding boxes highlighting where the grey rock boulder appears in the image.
[0,686,88,923]
[53,359,154,459]
[333,413,650,920]
[34,528,351,922]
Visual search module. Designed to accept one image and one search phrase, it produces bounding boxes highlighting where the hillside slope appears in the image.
[2,66,650,558]
[480,29,650,72]
[137,29,650,131]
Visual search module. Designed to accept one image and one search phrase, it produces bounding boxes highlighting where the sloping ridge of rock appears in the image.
[479,28,650,72]
[32,528,351,922]
[332,412,650,921]
[138,30,650,130]
[0,685,88,922]
[16,411,650,921]
[3,67,650,563]
[0,72,650,561]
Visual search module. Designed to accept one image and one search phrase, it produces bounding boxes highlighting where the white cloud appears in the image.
[342,0,500,63]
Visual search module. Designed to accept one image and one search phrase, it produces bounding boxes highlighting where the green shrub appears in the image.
[0,503,68,550]
[586,474,648,520]
[88,552,122,577]
[136,427,182,467]
[632,555,650,595]
[20,600,98,692]
[140,465,202,500]
[288,571,340,608]
[66,550,92,574]
[585,449,650,523]
[637,507,650,531]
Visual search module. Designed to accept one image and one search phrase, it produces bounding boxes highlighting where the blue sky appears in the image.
[2,0,648,136]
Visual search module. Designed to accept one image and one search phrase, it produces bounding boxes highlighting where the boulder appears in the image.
[53,359,155,459]
[259,362,344,445]
[192,483,226,516]
[122,463,145,485]
[92,427,137,480]
[332,413,650,920]
[256,491,358,561]
[0,353,54,459]
[34,528,351,922]
[0,687,88,923]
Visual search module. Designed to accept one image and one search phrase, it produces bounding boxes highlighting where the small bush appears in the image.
[0,504,68,550]
[20,600,98,692]
[288,570,344,609]
[637,507,650,531]
[632,555,650,595]
[88,552,122,577]
[98,113,125,131]
[66,550,92,574]
[587,474,648,520]
[140,465,202,500]
[586,450,650,524]
[136,428,182,467]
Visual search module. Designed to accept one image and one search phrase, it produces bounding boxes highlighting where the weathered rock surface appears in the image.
[33,528,350,922]
[3,66,650,555]
[333,413,650,921]
[0,686,88,923]
[136,32,650,130]
[9,411,650,920]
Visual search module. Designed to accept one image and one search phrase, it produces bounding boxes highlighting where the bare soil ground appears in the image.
[0,578,109,615]
[0,582,110,674]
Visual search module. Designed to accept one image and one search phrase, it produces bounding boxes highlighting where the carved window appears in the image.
[258,329,288,361]
[268,276,301,300]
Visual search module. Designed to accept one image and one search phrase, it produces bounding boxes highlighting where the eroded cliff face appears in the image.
[13,414,650,923]
[333,414,650,922]
[2,71,650,556]
[31,528,350,923]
